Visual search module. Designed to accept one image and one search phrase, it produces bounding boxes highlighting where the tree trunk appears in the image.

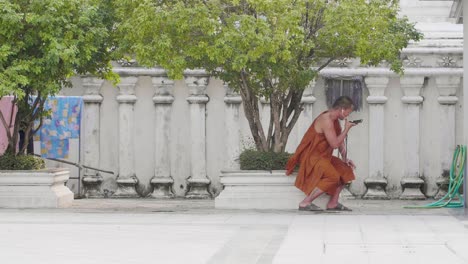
[238,70,269,152]
[2,92,46,156]
[237,71,305,153]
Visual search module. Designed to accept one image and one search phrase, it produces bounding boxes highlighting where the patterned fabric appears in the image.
[0,96,17,155]
[36,96,83,159]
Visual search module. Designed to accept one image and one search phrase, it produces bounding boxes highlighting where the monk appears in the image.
[286,96,357,211]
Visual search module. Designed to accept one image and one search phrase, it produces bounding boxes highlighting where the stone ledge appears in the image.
[0,168,73,208]
[216,171,304,209]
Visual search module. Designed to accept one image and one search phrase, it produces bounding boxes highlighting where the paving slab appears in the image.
[0,199,466,264]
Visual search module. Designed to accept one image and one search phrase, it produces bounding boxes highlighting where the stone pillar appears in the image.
[363,77,389,199]
[434,76,460,198]
[185,74,211,198]
[150,77,175,198]
[224,84,242,170]
[81,77,104,198]
[260,97,270,137]
[297,80,316,139]
[400,76,426,200]
[114,76,139,197]
[463,1,468,209]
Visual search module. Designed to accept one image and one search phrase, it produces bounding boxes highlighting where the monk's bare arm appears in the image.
[322,119,353,149]
[339,144,347,159]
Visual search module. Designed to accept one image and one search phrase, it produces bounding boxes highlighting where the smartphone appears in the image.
[350,119,363,124]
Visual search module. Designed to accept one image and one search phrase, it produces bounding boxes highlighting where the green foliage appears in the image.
[0,0,119,97]
[0,153,45,170]
[240,149,292,170]
[115,0,422,152]
[116,0,421,83]
[0,0,119,155]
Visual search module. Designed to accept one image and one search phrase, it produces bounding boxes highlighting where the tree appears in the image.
[115,0,422,152]
[0,0,118,155]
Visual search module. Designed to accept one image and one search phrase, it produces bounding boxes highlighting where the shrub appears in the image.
[239,149,292,170]
[0,153,45,170]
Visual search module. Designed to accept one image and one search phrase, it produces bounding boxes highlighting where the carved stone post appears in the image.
[185,74,211,198]
[400,76,426,200]
[81,77,104,198]
[114,76,139,197]
[297,80,316,139]
[150,77,175,198]
[363,77,389,199]
[224,84,242,170]
[435,76,460,198]
[260,97,270,137]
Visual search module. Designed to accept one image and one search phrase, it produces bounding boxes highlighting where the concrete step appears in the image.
[400,0,455,23]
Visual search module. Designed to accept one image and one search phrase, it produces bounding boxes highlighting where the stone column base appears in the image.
[186,177,211,199]
[150,177,174,198]
[82,174,104,198]
[400,177,426,200]
[114,177,139,198]
[363,178,389,199]
[435,177,449,199]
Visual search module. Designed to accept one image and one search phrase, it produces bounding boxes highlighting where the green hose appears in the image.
[404,145,466,209]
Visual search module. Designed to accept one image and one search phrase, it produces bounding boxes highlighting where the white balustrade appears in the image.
[434,76,460,198]
[224,83,242,170]
[185,74,211,198]
[400,76,426,200]
[363,77,389,199]
[81,77,104,198]
[150,76,175,198]
[114,76,139,197]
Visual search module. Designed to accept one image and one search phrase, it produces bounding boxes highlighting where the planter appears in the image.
[0,168,74,208]
[215,170,304,209]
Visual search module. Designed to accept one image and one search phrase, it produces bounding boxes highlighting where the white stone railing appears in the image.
[56,30,464,200]
[61,62,464,200]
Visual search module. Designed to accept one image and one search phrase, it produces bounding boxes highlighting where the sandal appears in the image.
[298,203,323,211]
[326,203,352,211]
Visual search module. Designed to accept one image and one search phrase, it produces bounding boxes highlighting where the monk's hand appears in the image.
[344,119,356,131]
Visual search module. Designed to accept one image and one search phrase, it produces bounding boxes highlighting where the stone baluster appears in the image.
[224,83,242,170]
[297,80,316,139]
[260,97,270,139]
[185,74,211,198]
[114,76,139,197]
[81,77,104,198]
[363,77,389,199]
[400,76,426,200]
[150,77,175,198]
[434,76,460,198]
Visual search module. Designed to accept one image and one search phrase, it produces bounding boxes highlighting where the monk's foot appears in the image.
[326,203,352,211]
[298,203,323,211]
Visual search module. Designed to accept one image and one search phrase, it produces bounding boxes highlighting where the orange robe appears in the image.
[286,112,355,195]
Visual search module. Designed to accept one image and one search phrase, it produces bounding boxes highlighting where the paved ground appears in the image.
[0,199,467,264]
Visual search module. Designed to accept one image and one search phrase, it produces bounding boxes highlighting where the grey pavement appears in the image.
[0,199,467,264]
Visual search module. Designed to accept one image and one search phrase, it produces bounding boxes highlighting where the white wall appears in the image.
[47,1,463,199]
[53,65,462,199]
